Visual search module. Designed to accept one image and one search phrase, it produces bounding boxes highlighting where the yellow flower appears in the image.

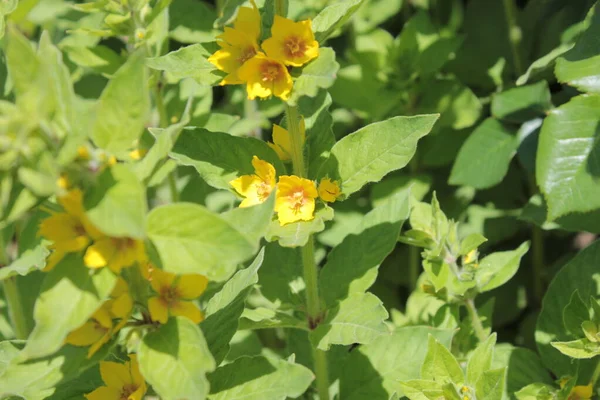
[57,174,70,190]
[77,145,91,161]
[85,355,146,400]
[230,156,276,207]
[275,175,318,225]
[67,278,133,358]
[267,121,305,162]
[148,268,208,324]
[208,0,261,85]
[262,15,319,67]
[237,53,293,100]
[129,148,147,160]
[318,178,341,203]
[570,385,593,400]
[84,237,146,274]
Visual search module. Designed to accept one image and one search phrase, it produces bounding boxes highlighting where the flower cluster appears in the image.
[208,0,319,100]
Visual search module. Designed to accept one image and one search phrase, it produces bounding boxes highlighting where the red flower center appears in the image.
[237,46,256,65]
[284,36,306,58]
[261,61,283,82]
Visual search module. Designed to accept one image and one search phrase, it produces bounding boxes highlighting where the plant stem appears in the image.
[531,225,544,307]
[285,105,306,177]
[408,151,419,289]
[589,358,600,387]
[274,0,286,17]
[313,348,331,400]
[0,235,28,339]
[502,0,524,76]
[465,298,487,342]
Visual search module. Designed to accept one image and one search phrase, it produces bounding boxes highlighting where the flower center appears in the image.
[261,61,282,82]
[93,320,109,334]
[289,189,306,214]
[257,181,272,201]
[74,223,86,236]
[284,36,306,58]
[120,384,138,400]
[112,238,135,251]
[237,46,256,65]
[160,286,180,306]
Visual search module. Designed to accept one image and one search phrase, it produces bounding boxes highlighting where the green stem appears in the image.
[465,299,487,342]
[313,348,331,400]
[274,0,287,17]
[502,0,524,76]
[589,358,600,387]
[0,234,28,339]
[531,225,544,307]
[408,150,419,289]
[154,85,169,129]
[285,105,306,177]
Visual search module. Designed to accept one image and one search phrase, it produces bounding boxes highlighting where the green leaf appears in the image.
[238,308,307,330]
[0,243,48,281]
[299,90,336,179]
[319,114,439,197]
[563,290,590,338]
[319,190,409,306]
[475,241,529,292]
[91,49,150,153]
[340,326,454,399]
[312,0,364,43]
[19,254,116,360]
[536,94,600,220]
[202,250,264,365]
[265,206,334,248]
[169,0,218,43]
[449,118,518,189]
[421,335,464,385]
[208,356,314,400]
[85,164,147,239]
[287,47,340,106]
[147,203,258,281]
[146,43,223,85]
[491,81,553,123]
[213,0,246,27]
[220,193,275,247]
[257,243,303,307]
[517,43,573,86]
[514,383,556,400]
[170,128,284,191]
[5,25,39,98]
[551,338,600,359]
[466,333,496,386]
[459,233,487,256]
[138,317,216,400]
[491,344,553,396]
[475,368,505,400]
[400,380,443,400]
[555,4,600,93]
[310,292,389,350]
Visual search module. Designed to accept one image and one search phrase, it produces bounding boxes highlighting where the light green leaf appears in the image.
[287,47,340,106]
[91,49,150,153]
[5,25,39,97]
[299,90,336,179]
[551,339,600,359]
[169,0,218,43]
[208,356,314,400]
[85,164,147,239]
[399,380,443,400]
[312,0,364,43]
[265,206,334,248]
[319,114,439,197]
[536,95,600,220]
[476,368,505,400]
[138,317,216,400]
[0,243,48,281]
[213,0,246,27]
[146,43,223,85]
[466,333,496,386]
[449,118,518,189]
[459,233,487,256]
[421,335,464,385]
[514,383,556,400]
[20,255,116,360]
[310,292,389,351]
[147,203,257,281]
[320,190,409,306]
[220,193,275,246]
[563,290,590,338]
[170,128,284,191]
[340,326,455,399]
[491,344,553,396]
[555,4,600,93]
[517,44,573,86]
[491,81,553,123]
[238,308,307,330]
[475,241,529,292]
[202,249,264,365]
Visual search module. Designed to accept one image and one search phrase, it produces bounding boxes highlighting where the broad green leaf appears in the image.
[265,206,334,248]
[555,4,600,93]
[312,0,364,43]
[370,174,432,208]
[257,243,304,307]
[459,233,487,256]
[563,290,590,337]
[466,333,496,386]
[170,128,284,191]
[520,194,600,233]
[536,240,600,377]
[213,0,246,27]
[221,193,275,246]
[353,0,403,32]
[202,250,263,365]
[491,81,553,123]
[146,43,223,85]
[536,95,600,220]
[421,335,464,385]
[287,47,340,106]
[20,254,116,360]
[138,317,216,400]
[491,344,553,396]
[514,383,555,400]
[208,356,314,400]
[63,45,123,75]
[320,190,409,307]
[91,49,150,153]
[319,114,439,197]
[551,339,600,359]
[310,292,389,350]
[238,308,307,330]
[169,0,218,43]
[5,25,39,97]
[399,380,443,400]
[475,368,505,400]
[147,203,257,281]
[340,326,454,399]
[449,118,518,189]
[423,259,450,292]
[85,164,147,239]
[517,43,573,86]
[0,243,48,281]
[475,241,529,292]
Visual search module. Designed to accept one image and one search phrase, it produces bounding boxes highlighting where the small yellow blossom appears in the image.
[275,175,318,225]
[77,145,91,161]
[85,355,146,400]
[318,178,341,203]
[84,237,146,274]
[129,148,147,160]
[67,278,133,358]
[148,268,208,324]
[57,175,70,190]
[570,385,593,400]
[237,53,293,100]
[230,156,276,207]
[267,121,305,162]
[262,15,319,67]
[208,0,261,85]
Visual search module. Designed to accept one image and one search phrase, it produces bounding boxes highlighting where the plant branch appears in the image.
[465,298,487,342]
[0,235,28,339]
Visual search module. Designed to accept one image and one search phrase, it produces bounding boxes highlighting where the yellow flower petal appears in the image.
[275,175,318,225]
[176,274,209,299]
[148,296,169,324]
[66,321,108,346]
[84,238,116,269]
[233,0,261,40]
[230,156,276,207]
[262,16,319,67]
[100,360,132,389]
[111,292,133,319]
[150,268,176,293]
[209,28,259,85]
[87,331,111,358]
[572,385,593,399]
[43,249,65,272]
[170,300,204,324]
[251,156,276,186]
[39,213,90,252]
[317,178,341,203]
[85,386,121,400]
[237,53,293,100]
